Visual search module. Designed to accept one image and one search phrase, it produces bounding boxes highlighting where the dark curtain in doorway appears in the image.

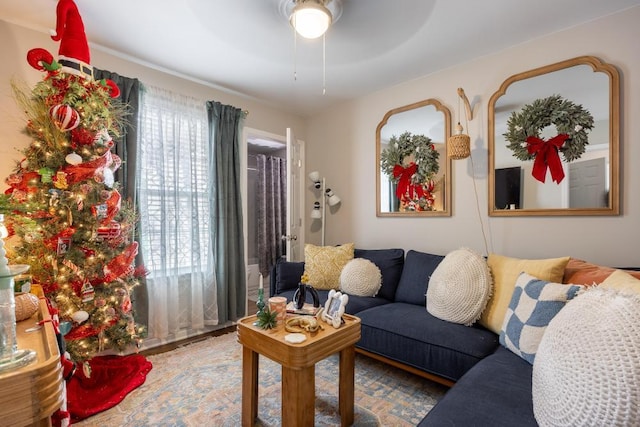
[256,154,287,277]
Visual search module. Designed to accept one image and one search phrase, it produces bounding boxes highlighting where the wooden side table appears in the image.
[237,313,361,427]
[0,299,63,427]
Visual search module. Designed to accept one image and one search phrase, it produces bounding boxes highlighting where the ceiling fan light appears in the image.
[290,1,332,39]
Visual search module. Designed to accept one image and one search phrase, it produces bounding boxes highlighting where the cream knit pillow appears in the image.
[340,258,382,297]
[426,248,492,326]
[533,288,640,426]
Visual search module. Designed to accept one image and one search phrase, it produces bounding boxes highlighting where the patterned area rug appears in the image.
[74,332,447,426]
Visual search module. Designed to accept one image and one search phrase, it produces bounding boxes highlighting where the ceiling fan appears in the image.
[280,0,343,39]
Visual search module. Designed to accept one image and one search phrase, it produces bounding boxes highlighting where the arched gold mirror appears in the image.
[488,56,620,216]
[376,99,451,217]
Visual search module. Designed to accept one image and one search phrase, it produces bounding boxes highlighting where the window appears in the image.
[137,86,211,278]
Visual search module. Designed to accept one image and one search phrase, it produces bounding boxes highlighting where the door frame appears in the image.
[241,127,305,305]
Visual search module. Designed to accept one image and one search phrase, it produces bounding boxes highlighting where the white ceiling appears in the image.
[2,0,639,117]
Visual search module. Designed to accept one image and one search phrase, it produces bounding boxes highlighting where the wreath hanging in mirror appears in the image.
[504,94,594,184]
[380,131,439,211]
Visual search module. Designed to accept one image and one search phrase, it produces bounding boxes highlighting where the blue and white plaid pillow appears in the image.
[499,272,584,364]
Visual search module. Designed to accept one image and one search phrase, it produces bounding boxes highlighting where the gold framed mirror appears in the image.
[376,99,451,217]
[488,56,620,216]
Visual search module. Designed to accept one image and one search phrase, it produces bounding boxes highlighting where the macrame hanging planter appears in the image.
[447,88,472,160]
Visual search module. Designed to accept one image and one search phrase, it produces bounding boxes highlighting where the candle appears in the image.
[0,215,10,276]
[259,274,263,290]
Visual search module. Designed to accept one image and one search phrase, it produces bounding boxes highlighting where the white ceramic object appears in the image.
[284,333,307,344]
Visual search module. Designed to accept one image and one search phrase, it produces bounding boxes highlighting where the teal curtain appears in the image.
[92,69,140,200]
[206,101,246,322]
[93,69,148,328]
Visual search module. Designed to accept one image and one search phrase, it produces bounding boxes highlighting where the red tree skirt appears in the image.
[67,354,153,422]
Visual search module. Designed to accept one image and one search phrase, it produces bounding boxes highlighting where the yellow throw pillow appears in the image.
[304,243,355,290]
[599,270,640,295]
[480,254,570,334]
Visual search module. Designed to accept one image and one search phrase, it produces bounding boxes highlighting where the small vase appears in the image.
[293,284,320,310]
[295,283,306,309]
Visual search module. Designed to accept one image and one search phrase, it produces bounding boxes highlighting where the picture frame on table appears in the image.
[321,289,349,328]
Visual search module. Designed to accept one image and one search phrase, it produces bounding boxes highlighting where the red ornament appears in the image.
[79,247,95,257]
[71,126,95,146]
[50,104,80,131]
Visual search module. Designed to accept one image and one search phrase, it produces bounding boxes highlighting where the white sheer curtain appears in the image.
[137,85,219,345]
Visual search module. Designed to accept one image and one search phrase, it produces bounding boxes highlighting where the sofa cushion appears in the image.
[354,248,405,301]
[357,302,499,382]
[303,243,355,290]
[533,288,640,427]
[563,258,640,285]
[599,269,640,295]
[480,254,570,334]
[273,261,305,294]
[427,248,492,326]
[394,250,444,305]
[419,346,536,427]
[500,272,583,364]
[340,258,382,297]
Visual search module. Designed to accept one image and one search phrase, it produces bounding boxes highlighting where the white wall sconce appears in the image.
[308,171,341,245]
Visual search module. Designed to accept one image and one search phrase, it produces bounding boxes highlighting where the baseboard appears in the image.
[141,325,237,356]
[355,347,455,388]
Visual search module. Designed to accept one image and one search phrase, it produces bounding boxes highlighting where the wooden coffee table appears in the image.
[237,313,361,427]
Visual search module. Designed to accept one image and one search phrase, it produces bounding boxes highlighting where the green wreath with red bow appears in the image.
[504,94,594,184]
[380,131,439,210]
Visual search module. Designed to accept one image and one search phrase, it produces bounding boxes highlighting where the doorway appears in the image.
[245,132,287,303]
[242,128,305,311]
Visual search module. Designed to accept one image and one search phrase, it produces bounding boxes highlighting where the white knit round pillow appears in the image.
[339,258,382,297]
[533,288,640,426]
[426,248,492,326]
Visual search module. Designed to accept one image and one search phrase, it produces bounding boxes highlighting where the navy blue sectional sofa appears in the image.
[270,248,538,425]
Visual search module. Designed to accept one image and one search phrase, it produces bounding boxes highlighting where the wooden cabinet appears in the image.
[0,299,63,427]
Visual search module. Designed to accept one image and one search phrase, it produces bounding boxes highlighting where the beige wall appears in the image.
[0,19,306,191]
[304,6,640,267]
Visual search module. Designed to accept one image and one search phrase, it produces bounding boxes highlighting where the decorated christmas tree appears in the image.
[4,0,145,362]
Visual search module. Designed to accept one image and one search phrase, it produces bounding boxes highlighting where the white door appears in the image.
[569,157,607,208]
[285,128,304,261]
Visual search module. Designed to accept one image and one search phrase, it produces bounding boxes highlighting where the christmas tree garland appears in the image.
[504,94,594,163]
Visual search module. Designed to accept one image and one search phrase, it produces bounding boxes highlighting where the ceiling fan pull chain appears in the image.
[294,26,298,81]
[322,33,326,95]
